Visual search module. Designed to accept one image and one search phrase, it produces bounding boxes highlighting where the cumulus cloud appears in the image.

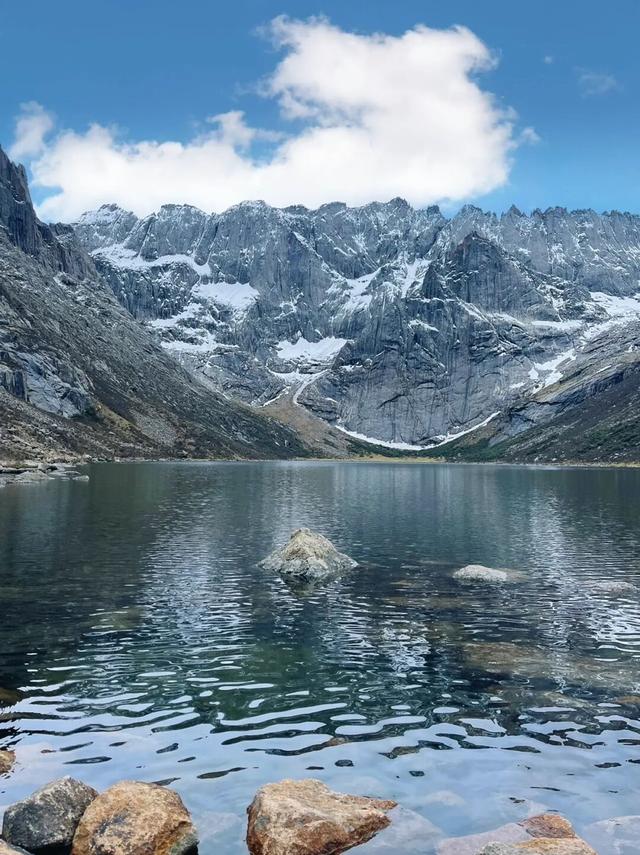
[9,102,55,160]
[577,69,619,96]
[12,17,527,221]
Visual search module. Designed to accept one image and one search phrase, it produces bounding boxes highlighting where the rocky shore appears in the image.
[0,461,90,489]
[2,764,631,854]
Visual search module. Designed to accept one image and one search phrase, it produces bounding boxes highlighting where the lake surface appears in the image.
[0,461,639,853]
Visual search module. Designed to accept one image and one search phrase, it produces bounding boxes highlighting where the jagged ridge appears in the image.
[0,147,309,462]
[72,196,640,451]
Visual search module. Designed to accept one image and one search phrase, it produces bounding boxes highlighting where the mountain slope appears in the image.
[73,198,640,456]
[0,147,308,462]
[428,320,640,464]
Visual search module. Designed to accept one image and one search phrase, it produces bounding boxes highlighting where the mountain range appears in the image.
[0,147,308,462]
[1,143,639,463]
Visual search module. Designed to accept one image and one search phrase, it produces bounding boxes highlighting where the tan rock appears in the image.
[246,778,396,855]
[520,814,576,839]
[0,749,15,774]
[259,529,357,581]
[71,781,197,855]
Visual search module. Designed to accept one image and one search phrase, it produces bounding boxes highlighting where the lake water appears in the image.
[0,461,639,853]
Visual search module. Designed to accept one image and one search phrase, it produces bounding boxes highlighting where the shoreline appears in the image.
[2,454,639,489]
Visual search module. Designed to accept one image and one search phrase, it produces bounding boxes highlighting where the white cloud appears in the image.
[9,102,55,160]
[577,69,619,97]
[519,126,541,145]
[13,17,527,221]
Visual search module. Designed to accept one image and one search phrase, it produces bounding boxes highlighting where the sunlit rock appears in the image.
[259,528,357,581]
[71,781,198,855]
[0,749,15,774]
[246,778,396,855]
[2,777,98,855]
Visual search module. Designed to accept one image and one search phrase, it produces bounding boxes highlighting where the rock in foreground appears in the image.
[259,529,357,581]
[0,749,15,774]
[246,778,396,855]
[71,780,198,855]
[2,777,98,855]
[453,564,515,584]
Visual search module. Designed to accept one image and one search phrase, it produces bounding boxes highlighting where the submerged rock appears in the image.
[2,777,98,855]
[480,841,595,854]
[246,778,396,855]
[0,686,22,705]
[0,748,15,774]
[71,780,198,855]
[439,813,595,855]
[454,565,514,583]
[584,814,640,854]
[259,529,357,581]
[589,580,637,594]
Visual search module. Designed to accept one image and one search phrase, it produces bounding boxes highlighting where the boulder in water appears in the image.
[2,777,98,855]
[259,529,357,581]
[71,780,198,855]
[0,749,15,774]
[246,778,396,855]
[454,564,514,584]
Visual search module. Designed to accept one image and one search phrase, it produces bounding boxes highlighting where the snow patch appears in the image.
[276,336,347,366]
[194,280,259,312]
[93,245,212,276]
[531,347,577,387]
[334,426,429,451]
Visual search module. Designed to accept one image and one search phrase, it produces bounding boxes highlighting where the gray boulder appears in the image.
[2,776,98,855]
[259,528,357,581]
[453,564,515,584]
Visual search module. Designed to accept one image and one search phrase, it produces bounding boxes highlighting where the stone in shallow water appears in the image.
[356,806,441,853]
[480,842,596,854]
[246,778,396,855]
[439,814,596,855]
[589,580,637,594]
[583,814,640,854]
[453,565,514,583]
[2,776,98,855]
[0,748,15,774]
[71,780,198,855]
[259,529,357,581]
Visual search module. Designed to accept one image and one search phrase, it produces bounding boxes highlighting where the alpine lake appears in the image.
[0,461,639,853]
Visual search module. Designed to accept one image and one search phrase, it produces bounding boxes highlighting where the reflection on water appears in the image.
[0,461,639,853]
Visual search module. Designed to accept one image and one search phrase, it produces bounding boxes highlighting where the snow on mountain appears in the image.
[72,198,640,446]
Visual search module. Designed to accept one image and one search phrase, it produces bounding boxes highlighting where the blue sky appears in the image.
[1,0,638,218]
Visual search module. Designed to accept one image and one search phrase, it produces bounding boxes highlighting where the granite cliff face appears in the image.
[73,198,640,450]
[0,147,307,461]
